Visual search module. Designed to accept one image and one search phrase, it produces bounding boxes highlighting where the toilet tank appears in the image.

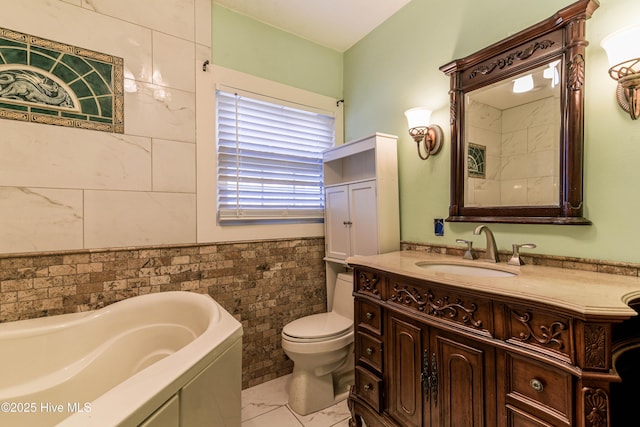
[332,273,354,320]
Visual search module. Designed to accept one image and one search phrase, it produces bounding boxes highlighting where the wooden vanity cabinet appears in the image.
[385,309,497,427]
[350,268,497,427]
[348,265,627,427]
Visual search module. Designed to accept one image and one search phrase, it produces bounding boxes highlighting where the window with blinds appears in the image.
[216,88,336,223]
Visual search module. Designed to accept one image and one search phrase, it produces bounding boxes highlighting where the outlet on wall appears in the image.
[434,218,444,236]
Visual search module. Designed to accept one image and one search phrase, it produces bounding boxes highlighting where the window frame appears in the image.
[215,85,336,224]
[195,65,343,243]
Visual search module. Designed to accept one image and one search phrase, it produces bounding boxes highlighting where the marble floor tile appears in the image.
[241,375,291,421]
[241,406,303,427]
[289,399,350,427]
[241,374,353,427]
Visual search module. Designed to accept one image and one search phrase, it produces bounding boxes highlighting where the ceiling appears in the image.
[212,0,412,52]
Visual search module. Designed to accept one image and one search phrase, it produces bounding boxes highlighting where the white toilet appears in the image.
[281,272,354,415]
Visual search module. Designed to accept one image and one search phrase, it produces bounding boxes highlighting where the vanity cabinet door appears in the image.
[386,312,496,427]
[387,313,426,427]
[429,331,496,427]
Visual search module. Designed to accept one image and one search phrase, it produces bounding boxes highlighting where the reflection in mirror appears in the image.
[464,62,561,208]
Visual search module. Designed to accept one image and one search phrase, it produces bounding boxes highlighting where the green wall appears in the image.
[212,4,343,99]
[344,0,640,264]
[211,0,640,264]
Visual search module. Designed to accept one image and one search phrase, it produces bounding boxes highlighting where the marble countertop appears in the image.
[346,251,640,319]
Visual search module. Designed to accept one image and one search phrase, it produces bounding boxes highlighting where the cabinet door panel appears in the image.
[349,181,378,258]
[433,334,491,427]
[325,185,350,260]
[388,315,423,427]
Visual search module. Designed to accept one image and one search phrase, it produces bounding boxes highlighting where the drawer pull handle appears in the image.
[366,347,374,356]
[363,383,372,392]
[366,312,374,320]
[530,378,544,392]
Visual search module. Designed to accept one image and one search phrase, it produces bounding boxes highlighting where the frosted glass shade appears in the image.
[601,25,640,68]
[405,107,432,129]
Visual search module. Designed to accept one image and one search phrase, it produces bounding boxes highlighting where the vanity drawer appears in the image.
[506,405,568,427]
[387,278,493,336]
[355,366,382,412]
[505,305,573,363]
[355,269,382,299]
[505,353,573,423]
[356,331,383,373]
[356,299,382,335]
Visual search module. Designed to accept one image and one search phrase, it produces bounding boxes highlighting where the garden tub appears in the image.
[0,291,243,426]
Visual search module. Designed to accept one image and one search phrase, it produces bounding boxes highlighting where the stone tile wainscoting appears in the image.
[402,242,640,276]
[5,238,636,392]
[0,237,326,389]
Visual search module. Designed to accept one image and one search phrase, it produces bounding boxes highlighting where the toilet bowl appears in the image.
[281,272,354,415]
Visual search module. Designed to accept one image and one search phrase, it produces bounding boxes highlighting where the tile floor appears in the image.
[241,374,351,427]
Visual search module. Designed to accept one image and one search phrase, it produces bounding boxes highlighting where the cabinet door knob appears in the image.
[363,383,372,391]
[366,347,374,356]
[366,312,374,320]
[530,378,544,392]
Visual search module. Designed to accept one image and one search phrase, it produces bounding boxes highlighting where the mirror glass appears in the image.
[464,61,561,208]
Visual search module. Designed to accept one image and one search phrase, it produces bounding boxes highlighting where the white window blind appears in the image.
[216,87,335,223]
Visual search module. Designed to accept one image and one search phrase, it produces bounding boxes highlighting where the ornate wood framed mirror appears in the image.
[440,0,598,224]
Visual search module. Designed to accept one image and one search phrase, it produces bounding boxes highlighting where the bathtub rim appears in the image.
[51,291,243,426]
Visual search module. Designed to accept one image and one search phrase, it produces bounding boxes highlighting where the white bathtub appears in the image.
[0,291,243,427]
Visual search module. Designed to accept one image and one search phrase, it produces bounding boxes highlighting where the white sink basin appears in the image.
[416,262,517,277]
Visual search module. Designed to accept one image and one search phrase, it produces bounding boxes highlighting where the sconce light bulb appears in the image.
[405,107,432,129]
[601,25,640,71]
[512,74,534,93]
[404,108,443,160]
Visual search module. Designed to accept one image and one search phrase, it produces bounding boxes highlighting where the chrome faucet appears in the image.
[473,225,499,263]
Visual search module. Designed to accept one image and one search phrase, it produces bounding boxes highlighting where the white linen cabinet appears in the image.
[323,133,399,264]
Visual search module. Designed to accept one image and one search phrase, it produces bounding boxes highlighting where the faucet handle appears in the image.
[508,243,537,266]
[456,239,477,260]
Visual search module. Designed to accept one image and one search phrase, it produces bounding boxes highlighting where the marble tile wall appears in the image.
[0,238,327,389]
[466,97,560,207]
[0,1,330,392]
[0,0,211,253]
[501,96,560,206]
[466,101,502,206]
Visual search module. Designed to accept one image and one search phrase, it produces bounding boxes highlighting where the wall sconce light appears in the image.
[601,25,640,120]
[404,107,443,160]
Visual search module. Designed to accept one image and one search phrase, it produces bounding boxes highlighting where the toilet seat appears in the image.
[282,312,353,343]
